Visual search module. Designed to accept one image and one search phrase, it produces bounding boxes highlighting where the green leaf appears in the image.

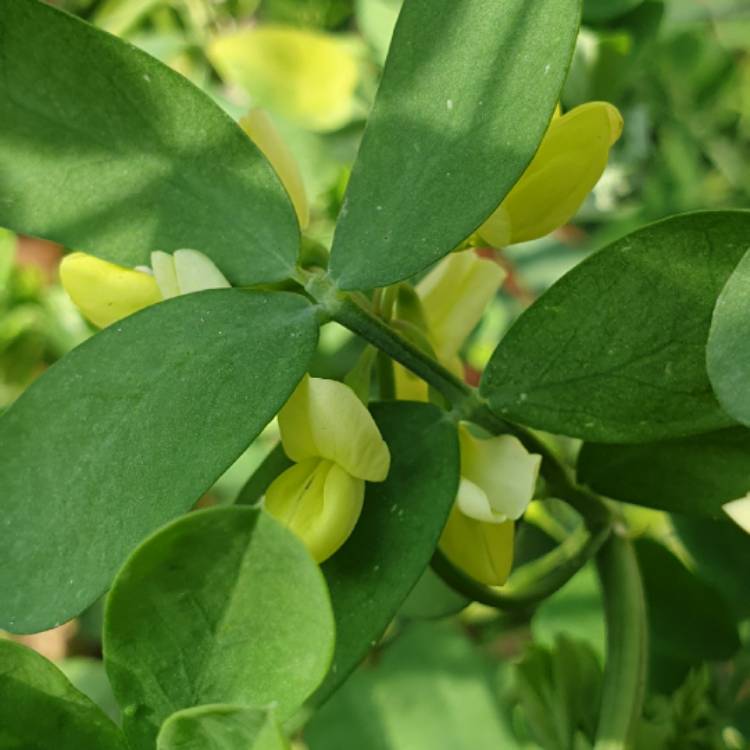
[578,427,750,518]
[0,639,127,750]
[532,564,605,661]
[399,567,469,621]
[355,0,402,65]
[104,507,334,750]
[157,705,289,750]
[58,657,120,723]
[93,0,163,36]
[328,0,581,291]
[514,636,602,749]
[306,622,517,749]
[482,211,750,442]
[672,515,750,620]
[0,229,15,292]
[707,248,750,426]
[313,401,459,704]
[0,290,318,634]
[0,0,299,285]
[582,0,644,24]
[634,538,740,663]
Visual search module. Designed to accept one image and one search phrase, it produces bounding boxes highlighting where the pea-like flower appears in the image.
[479,101,623,248]
[59,249,230,329]
[440,425,541,586]
[265,375,390,562]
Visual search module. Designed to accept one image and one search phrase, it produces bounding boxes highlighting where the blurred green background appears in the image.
[2,0,750,747]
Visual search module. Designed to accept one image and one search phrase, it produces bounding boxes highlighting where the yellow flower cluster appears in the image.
[58,99,622,579]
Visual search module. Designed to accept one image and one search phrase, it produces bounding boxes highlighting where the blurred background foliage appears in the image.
[2,0,749,747]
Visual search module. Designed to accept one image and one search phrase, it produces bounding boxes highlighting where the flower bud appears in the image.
[417,252,506,362]
[479,101,623,247]
[241,108,310,229]
[59,252,161,329]
[265,458,364,562]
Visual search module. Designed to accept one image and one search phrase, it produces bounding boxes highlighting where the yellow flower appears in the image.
[439,426,541,586]
[59,253,161,329]
[265,375,390,562]
[59,249,230,329]
[208,25,360,132]
[241,108,310,230]
[479,101,624,248]
[418,251,507,363]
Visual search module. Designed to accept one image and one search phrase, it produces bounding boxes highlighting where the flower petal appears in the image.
[264,458,364,562]
[439,504,514,586]
[241,108,310,229]
[417,252,506,360]
[723,495,750,535]
[278,375,390,481]
[172,249,230,294]
[59,252,161,329]
[459,425,541,521]
[150,250,180,299]
[393,364,429,402]
[208,25,359,132]
[455,477,506,524]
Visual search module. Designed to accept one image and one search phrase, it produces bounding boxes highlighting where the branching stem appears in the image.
[301,270,612,531]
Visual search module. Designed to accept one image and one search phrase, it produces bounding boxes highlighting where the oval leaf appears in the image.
[578,427,750,518]
[313,401,460,704]
[481,211,750,442]
[306,622,516,749]
[583,0,644,23]
[0,639,126,750]
[672,515,750,620]
[0,0,299,285]
[329,0,581,290]
[707,248,750,426]
[104,507,334,750]
[0,290,318,634]
[158,705,288,750]
[635,538,740,662]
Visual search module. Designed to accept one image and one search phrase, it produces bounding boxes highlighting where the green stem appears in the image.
[594,532,648,750]
[326,288,475,410]
[431,520,610,611]
[376,350,396,400]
